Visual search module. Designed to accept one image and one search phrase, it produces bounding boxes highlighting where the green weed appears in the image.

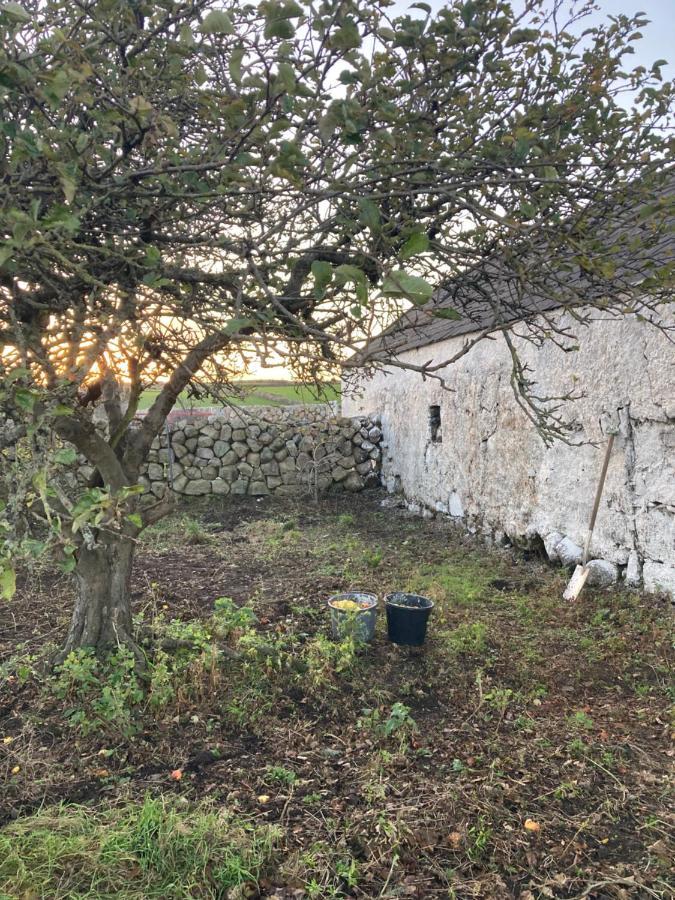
[467,817,493,861]
[266,765,298,786]
[53,647,143,738]
[447,621,489,655]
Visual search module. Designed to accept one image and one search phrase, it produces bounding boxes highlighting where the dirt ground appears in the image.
[1,489,673,899]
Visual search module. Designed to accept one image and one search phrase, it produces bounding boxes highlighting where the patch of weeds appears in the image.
[577,634,603,662]
[301,634,360,695]
[568,710,594,731]
[337,513,355,526]
[521,644,546,668]
[266,765,298,787]
[383,701,417,738]
[289,601,322,622]
[514,715,535,733]
[412,558,503,607]
[567,737,590,757]
[362,547,383,569]
[527,682,548,702]
[53,647,143,738]
[447,621,489,655]
[142,512,212,553]
[184,517,212,545]
[251,520,303,557]
[0,645,40,685]
[514,595,535,623]
[554,781,581,800]
[0,795,280,899]
[467,817,493,861]
[212,596,258,638]
[285,842,360,899]
[590,607,612,628]
[358,702,418,750]
[484,687,517,715]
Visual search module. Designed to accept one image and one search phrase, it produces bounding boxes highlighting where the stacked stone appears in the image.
[139,406,382,498]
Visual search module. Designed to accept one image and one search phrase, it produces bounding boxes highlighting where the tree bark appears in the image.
[58,533,142,665]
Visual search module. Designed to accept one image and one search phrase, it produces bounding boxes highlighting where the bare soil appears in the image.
[1,490,673,899]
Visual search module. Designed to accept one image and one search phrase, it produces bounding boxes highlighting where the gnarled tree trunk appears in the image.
[59,533,139,663]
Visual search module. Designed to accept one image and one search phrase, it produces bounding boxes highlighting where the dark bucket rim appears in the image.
[328,591,378,612]
[384,592,434,611]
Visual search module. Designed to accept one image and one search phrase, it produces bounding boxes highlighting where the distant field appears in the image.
[137,380,340,411]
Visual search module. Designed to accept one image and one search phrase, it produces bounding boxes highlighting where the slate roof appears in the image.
[349,178,674,365]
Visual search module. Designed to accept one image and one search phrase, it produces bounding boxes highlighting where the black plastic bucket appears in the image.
[385,592,433,646]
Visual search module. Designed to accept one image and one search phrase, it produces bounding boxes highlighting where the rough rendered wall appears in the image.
[342,311,675,595]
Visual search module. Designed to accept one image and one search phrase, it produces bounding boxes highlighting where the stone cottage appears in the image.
[342,269,674,596]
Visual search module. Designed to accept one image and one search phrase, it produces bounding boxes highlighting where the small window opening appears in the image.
[429,405,442,443]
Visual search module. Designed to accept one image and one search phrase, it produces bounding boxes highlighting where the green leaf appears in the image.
[330,20,360,51]
[0,565,16,601]
[41,205,80,234]
[54,447,77,465]
[23,539,46,557]
[126,513,143,529]
[264,18,295,39]
[318,111,338,142]
[507,28,540,46]
[460,1,476,27]
[431,307,462,320]
[277,61,296,93]
[358,198,381,231]
[4,367,28,385]
[179,23,195,46]
[261,2,303,40]
[519,201,537,219]
[229,47,245,84]
[223,318,255,335]
[60,555,76,574]
[400,232,429,260]
[311,259,332,298]
[144,245,161,267]
[200,10,234,35]
[1,2,30,23]
[14,387,36,410]
[43,68,71,106]
[129,95,153,115]
[58,172,77,205]
[335,264,367,303]
[334,264,365,285]
[382,270,434,304]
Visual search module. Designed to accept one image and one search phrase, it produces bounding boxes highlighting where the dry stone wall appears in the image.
[140,404,382,498]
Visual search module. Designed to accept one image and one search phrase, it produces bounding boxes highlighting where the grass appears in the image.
[0,796,279,899]
[137,380,340,410]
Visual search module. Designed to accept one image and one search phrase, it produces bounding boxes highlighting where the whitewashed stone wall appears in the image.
[140,404,382,498]
[342,309,675,596]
